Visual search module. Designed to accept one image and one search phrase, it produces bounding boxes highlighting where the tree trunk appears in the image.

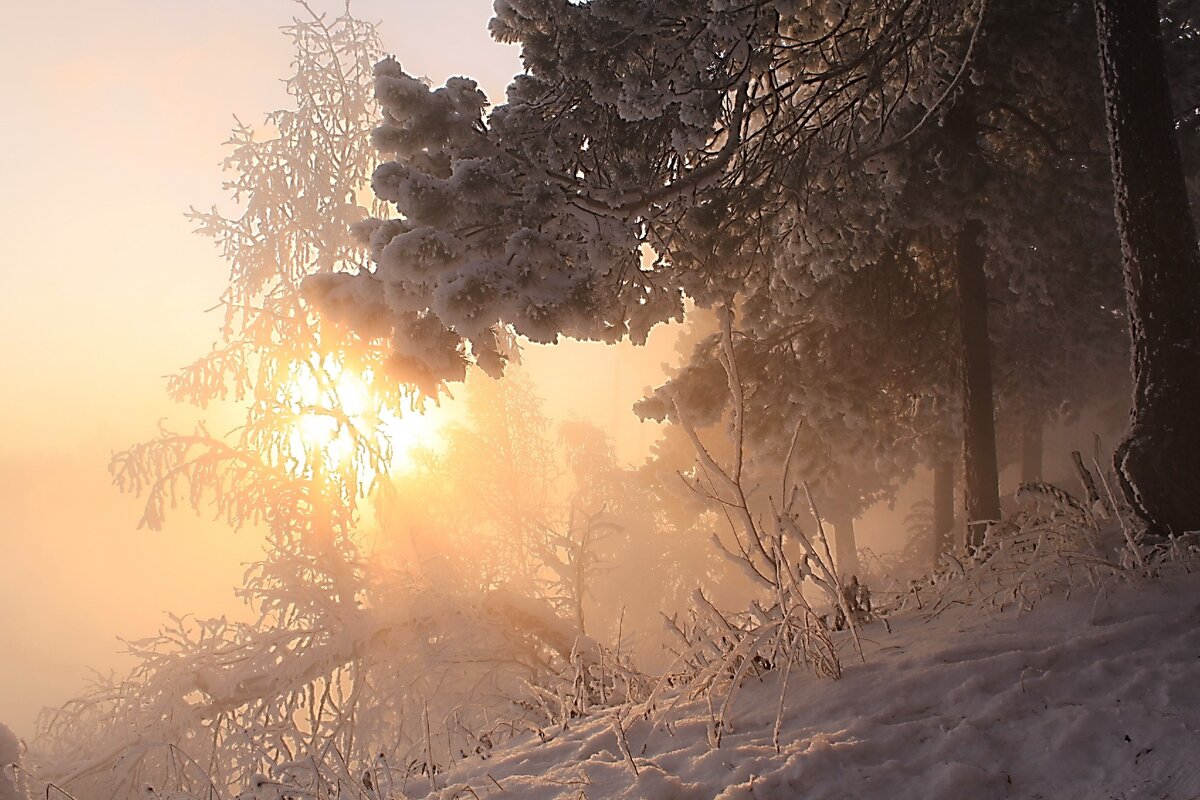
[933,460,955,564]
[956,220,1002,549]
[1093,0,1200,535]
[1020,402,1044,484]
[828,507,860,580]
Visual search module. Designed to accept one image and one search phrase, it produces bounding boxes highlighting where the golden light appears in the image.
[281,353,443,480]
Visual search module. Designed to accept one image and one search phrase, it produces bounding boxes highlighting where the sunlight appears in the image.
[378,405,442,472]
[283,353,442,479]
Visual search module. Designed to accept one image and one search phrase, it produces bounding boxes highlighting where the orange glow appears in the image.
[283,354,443,480]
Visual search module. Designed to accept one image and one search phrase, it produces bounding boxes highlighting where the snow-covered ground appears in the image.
[412,573,1200,800]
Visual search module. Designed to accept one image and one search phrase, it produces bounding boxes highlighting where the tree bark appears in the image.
[1020,402,1044,484]
[828,507,861,579]
[1093,0,1200,535]
[956,220,1003,549]
[933,460,955,564]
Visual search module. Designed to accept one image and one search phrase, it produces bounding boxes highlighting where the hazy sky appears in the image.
[0,0,684,737]
[0,0,526,737]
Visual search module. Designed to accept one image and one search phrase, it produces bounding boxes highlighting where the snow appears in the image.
[0,723,26,800]
[408,573,1200,800]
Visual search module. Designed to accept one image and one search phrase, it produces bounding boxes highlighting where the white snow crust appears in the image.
[411,574,1200,800]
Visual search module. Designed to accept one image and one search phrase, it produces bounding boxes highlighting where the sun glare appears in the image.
[283,355,441,479]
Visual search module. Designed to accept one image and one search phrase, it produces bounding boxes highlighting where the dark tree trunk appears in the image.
[1093,0,1200,535]
[1021,402,1044,484]
[933,460,956,564]
[828,507,860,579]
[956,220,1003,549]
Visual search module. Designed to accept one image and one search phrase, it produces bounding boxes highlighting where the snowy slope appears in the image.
[416,573,1200,800]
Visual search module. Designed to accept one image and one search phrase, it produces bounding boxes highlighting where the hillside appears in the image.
[399,572,1200,800]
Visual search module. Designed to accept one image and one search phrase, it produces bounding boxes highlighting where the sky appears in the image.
[0,0,682,737]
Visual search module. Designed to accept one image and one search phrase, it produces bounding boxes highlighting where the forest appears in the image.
[3,1,1200,798]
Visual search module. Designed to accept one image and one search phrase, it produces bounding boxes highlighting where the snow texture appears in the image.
[402,573,1200,800]
[0,724,26,800]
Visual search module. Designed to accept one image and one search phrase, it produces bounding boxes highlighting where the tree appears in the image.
[35,8,593,796]
[37,8,402,794]
[310,0,1139,559]
[39,6,661,791]
[634,266,946,578]
[881,0,1126,544]
[642,0,1128,554]
[304,0,988,540]
[1092,0,1200,535]
[306,0,978,375]
[375,369,562,589]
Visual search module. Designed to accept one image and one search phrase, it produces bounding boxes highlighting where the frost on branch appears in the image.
[306,49,688,388]
[307,0,997,393]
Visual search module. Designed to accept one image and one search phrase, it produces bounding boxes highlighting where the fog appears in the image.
[0,3,1158,798]
[0,0,718,736]
[0,0,527,735]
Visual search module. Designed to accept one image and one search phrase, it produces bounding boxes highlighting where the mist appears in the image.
[2,2,1196,800]
[0,0,529,735]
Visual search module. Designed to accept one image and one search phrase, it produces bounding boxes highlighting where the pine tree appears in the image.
[1092,0,1200,535]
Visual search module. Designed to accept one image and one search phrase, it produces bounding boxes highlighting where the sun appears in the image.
[282,353,442,479]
